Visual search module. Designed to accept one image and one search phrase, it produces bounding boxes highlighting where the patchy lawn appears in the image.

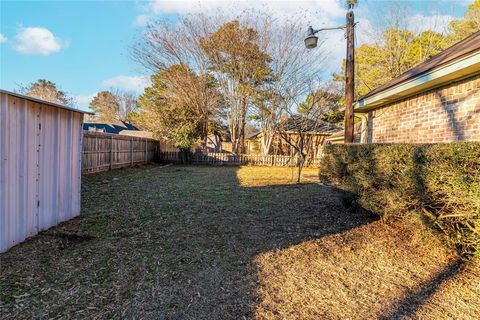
[0,165,479,319]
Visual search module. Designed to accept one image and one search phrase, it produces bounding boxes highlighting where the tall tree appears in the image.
[200,20,272,153]
[89,90,138,123]
[20,79,72,106]
[89,91,120,123]
[279,86,340,183]
[115,91,138,123]
[133,13,222,149]
[335,13,453,98]
[251,16,327,155]
[136,65,221,151]
[450,0,480,40]
[332,1,463,99]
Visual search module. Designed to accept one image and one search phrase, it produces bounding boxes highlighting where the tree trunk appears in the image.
[261,131,273,155]
[203,122,208,153]
[296,137,304,184]
[230,123,238,154]
[239,124,245,154]
[296,153,304,184]
[239,97,247,154]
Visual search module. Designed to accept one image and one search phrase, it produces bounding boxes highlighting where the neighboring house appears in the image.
[355,31,480,143]
[206,134,222,153]
[83,121,152,138]
[247,115,342,157]
[83,121,139,134]
[325,123,362,144]
[119,130,153,139]
[246,131,263,154]
[203,126,233,153]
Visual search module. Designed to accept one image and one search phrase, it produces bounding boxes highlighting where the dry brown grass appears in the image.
[254,214,480,319]
[236,166,320,186]
[0,165,478,319]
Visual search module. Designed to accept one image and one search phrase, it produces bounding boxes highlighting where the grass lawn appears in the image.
[1,165,479,319]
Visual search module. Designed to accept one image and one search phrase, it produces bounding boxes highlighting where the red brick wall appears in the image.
[366,73,480,143]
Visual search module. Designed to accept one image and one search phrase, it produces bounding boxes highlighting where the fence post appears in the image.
[109,135,113,170]
[145,139,148,164]
[131,136,134,166]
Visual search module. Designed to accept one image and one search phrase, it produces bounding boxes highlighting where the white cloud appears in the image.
[407,14,454,34]
[133,14,150,27]
[14,27,68,55]
[73,93,96,110]
[356,18,376,45]
[134,0,347,73]
[0,33,7,44]
[101,75,151,94]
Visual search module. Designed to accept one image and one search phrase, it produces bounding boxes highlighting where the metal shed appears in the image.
[0,90,92,253]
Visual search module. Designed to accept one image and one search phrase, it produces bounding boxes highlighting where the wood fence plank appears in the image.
[82,131,160,174]
[183,152,321,168]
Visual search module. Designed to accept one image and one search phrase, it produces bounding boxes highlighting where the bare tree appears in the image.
[199,20,272,154]
[251,15,328,155]
[114,90,138,123]
[132,14,223,150]
[278,83,341,183]
[366,2,453,75]
[88,90,138,124]
[133,11,327,155]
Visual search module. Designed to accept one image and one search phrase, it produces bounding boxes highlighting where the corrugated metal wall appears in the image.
[0,92,84,253]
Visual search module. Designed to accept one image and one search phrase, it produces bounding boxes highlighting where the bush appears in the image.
[320,142,480,261]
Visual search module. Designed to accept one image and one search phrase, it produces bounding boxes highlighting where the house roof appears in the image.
[0,89,93,115]
[83,121,139,134]
[246,131,261,140]
[357,31,480,105]
[278,115,342,134]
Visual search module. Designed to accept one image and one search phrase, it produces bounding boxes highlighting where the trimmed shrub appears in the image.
[320,142,480,261]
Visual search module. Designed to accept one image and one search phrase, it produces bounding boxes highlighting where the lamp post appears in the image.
[305,6,356,143]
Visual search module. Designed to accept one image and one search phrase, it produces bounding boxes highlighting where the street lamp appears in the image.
[305,7,357,143]
[304,27,318,49]
[304,25,345,49]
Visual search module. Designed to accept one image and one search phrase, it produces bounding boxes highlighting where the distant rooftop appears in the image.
[83,121,139,134]
[278,115,342,134]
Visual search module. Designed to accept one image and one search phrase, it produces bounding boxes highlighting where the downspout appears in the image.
[356,113,368,143]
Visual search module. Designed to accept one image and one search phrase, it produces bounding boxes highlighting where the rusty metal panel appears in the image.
[0,92,84,253]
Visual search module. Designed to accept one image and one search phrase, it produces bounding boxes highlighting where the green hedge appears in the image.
[320,142,480,261]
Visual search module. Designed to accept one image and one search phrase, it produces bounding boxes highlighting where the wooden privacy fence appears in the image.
[158,152,322,167]
[82,131,158,174]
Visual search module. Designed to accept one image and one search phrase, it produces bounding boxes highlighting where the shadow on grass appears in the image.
[0,165,378,319]
[3,164,469,319]
[379,259,464,320]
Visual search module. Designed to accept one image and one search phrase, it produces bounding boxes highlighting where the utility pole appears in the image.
[344,10,355,143]
[304,1,357,143]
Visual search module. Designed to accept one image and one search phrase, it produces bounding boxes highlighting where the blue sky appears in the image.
[0,1,472,111]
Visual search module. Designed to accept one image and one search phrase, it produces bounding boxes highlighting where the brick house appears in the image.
[355,31,480,143]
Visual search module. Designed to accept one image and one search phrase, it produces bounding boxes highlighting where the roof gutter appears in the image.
[355,51,480,113]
